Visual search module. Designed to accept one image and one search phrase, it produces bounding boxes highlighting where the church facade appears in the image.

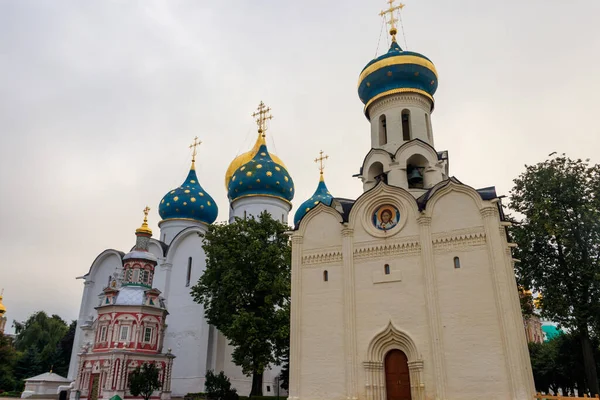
[288,4,536,400]
[68,105,292,398]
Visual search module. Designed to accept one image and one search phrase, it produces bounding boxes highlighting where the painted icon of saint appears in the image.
[373,205,400,231]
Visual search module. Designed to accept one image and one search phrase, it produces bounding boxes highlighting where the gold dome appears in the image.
[0,294,6,315]
[224,133,287,189]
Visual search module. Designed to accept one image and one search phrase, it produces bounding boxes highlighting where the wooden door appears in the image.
[385,350,411,400]
[89,374,100,400]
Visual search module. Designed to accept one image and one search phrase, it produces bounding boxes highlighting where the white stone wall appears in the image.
[289,183,535,400]
[229,196,291,225]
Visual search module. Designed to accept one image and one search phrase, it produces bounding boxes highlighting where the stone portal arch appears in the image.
[364,322,424,400]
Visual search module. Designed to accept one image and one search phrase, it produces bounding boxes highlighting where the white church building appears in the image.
[68,104,293,398]
[287,3,536,400]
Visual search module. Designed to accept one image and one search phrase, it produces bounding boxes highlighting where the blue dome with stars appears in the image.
[358,41,438,118]
[294,174,333,227]
[228,143,294,204]
[159,165,218,224]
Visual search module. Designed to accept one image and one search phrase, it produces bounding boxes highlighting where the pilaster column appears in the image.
[417,216,447,399]
[341,227,358,400]
[480,206,533,399]
[160,263,173,303]
[289,233,303,400]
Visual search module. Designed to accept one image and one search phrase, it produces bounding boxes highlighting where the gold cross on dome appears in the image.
[314,150,329,176]
[379,0,405,42]
[252,101,273,137]
[189,136,202,163]
[142,206,151,222]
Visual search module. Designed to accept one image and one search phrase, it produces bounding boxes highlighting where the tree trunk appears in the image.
[250,371,264,397]
[580,329,599,395]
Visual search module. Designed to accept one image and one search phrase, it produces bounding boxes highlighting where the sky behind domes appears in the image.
[1,0,599,333]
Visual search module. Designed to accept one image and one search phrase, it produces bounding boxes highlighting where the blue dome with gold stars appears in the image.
[228,142,294,203]
[358,41,438,118]
[294,174,333,227]
[159,165,218,224]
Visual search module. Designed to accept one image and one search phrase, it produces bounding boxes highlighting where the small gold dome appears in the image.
[224,133,287,189]
[0,294,6,315]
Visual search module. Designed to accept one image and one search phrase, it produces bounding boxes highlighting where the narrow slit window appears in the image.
[402,110,411,141]
[244,210,247,220]
[323,270,329,282]
[454,257,461,269]
[379,114,387,145]
[186,257,192,287]
[384,264,390,275]
[100,326,107,342]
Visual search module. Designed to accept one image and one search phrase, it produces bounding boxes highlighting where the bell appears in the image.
[407,168,423,186]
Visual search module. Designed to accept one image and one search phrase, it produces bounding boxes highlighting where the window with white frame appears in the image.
[100,326,107,342]
[144,327,153,343]
[119,325,130,341]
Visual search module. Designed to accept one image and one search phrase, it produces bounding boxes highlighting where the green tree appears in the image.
[192,212,291,396]
[14,347,42,382]
[510,155,600,395]
[0,333,19,391]
[14,312,69,374]
[128,363,162,400]
[204,370,238,400]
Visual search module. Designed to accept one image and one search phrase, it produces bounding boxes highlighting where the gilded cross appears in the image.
[252,101,273,136]
[142,206,151,223]
[314,150,329,175]
[189,136,202,163]
[379,0,405,42]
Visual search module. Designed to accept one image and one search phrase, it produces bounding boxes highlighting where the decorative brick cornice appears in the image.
[369,92,432,116]
[354,239,421,260]
[432,230,486,253]
[302,249,343,266]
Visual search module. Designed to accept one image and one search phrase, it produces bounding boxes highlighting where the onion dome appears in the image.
[225,133,288,189]
[294,172,333,227]
[228,137,294,204]
[357,40,438,117]
[159,161,218,225]
[0,291,6,316]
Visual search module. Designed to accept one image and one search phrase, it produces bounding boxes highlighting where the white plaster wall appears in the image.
[299,264,345,400]
[229,196,291,225]
[159,219,207,245]
[162,231,211,396]
[67,251,123,380]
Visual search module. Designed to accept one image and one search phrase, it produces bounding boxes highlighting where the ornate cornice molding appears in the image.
[417,216,431,227]
[432,230,486,253]
[354,238,421,260]
[342,227,354,238]
[480,206,498,219]
[291,234,304,245]
[302,248,343,266]
[369,92,432,116]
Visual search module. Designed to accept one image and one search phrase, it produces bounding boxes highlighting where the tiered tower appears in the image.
[356,2,448,196]
[74,209,174,400]
[226,102,294,224]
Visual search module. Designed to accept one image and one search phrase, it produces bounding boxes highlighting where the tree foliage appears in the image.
[204,370,238,400]
[510,155,600,394]
[191,212,291,396]
[0,333,19,391]
[529,333,600,396]
[128,362,162,400]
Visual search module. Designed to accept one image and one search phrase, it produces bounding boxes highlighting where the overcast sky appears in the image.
[1,0,599,333]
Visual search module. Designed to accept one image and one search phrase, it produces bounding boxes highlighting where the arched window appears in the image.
[384,264,390,275]
[401,109,411,141]
[454,257,461,269]
[186,257,192,287]
[323,270,329,282]
[379,114,387,145]
[282,214,285,223]
[244,210,247,220]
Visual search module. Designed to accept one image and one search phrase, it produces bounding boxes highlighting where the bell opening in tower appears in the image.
[379,114,388,145]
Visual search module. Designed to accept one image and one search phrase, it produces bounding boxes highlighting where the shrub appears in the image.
[205,371,238,400]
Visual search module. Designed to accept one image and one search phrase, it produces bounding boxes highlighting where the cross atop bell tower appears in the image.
[314,150,329,181]
[379,0,405,42]
[252,101,273,137]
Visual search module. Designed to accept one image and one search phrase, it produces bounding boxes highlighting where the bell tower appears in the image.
[357,2,448,196]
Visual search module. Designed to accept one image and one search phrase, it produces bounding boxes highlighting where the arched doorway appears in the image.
[385,350,411,400]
